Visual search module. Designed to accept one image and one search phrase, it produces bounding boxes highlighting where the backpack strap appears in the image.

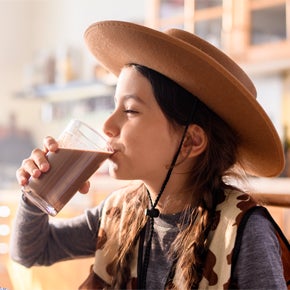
[230,206,290,289]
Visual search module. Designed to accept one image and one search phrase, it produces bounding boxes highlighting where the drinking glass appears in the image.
[22,119,113,216]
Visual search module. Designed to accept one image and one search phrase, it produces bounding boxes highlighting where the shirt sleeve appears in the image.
[232,207,287,290]
[10,195,103,267]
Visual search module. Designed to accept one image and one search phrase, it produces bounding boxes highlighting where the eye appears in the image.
[123,109,139,115]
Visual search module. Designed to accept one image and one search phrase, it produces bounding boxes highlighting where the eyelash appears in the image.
[123,109,138,114]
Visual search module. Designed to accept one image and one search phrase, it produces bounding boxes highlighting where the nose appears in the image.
[103,111,119,138]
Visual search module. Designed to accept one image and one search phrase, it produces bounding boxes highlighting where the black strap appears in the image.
[230,206,257,277]
[230,206,290,287]
[137,224,147,289]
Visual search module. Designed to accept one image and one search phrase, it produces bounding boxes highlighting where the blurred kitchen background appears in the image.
[0,0,290,289]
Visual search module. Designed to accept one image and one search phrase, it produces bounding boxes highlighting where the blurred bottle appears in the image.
[281,125,290,177]
[55,46,75,85]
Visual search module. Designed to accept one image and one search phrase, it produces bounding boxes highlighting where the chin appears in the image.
[108,165,138,181]
[108,165,125,180]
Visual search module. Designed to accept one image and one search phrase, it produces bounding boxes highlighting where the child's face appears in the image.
[103,66,182,184]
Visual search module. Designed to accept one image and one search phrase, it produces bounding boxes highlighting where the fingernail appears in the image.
[40,163,49,172]
[20,176,27,186]
[48,143,58,151]
[32,169,41,177]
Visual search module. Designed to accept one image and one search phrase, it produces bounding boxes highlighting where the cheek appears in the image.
[130,127,178,164]
[109,128,180,180]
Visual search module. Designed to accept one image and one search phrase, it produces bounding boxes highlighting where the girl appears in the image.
[12,21,289,289]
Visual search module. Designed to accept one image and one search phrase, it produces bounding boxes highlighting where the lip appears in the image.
[108,150,120,163]
[107,142,121,157]
[106,143,114,153]
[108,141,122,151]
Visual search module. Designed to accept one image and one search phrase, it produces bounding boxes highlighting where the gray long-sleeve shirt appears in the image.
[10,197,287,289]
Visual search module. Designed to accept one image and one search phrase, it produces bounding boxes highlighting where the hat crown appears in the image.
[165,28,257,98]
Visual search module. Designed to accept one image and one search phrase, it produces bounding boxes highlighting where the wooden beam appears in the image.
[246,40,290,62]
[249,0,286,10]
[252,193,290,207]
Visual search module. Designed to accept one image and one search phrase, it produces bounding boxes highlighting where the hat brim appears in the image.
[84,20,285,177]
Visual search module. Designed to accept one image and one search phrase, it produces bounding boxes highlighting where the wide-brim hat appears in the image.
[84,20,285,177]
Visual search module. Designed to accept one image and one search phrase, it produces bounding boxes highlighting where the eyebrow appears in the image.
[114,94,146,105]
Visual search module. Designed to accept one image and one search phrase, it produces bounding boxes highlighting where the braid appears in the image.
[107,183,148,288]
[170,187,220,289]
[168,101,240,288]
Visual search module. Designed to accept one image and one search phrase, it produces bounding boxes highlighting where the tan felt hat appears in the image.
[84,20,285,177]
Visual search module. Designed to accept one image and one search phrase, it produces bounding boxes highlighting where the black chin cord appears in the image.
[138,99,199,289]
[138,146,183,289]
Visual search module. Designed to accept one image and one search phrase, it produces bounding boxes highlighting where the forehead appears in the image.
[117,66,148,86]
[114,66,154,102]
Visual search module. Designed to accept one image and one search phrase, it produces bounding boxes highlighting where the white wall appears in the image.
[0,1,34,123]
[0,0,145,136]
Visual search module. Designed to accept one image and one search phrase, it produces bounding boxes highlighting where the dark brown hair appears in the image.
[108,64,241,288]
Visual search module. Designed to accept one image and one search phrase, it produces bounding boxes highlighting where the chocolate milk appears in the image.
[23,148,112,215]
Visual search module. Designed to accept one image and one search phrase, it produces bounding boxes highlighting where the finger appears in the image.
[21,157,43,178]
[29,148,50,173]
[16,167,31,186]
[21,147,50,179]
[43,136,59,153]
[78,181,91,194]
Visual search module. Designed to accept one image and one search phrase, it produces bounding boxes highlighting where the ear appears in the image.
[181,124,208,158]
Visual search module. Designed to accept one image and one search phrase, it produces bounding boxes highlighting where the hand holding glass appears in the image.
[22,119,113,216]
